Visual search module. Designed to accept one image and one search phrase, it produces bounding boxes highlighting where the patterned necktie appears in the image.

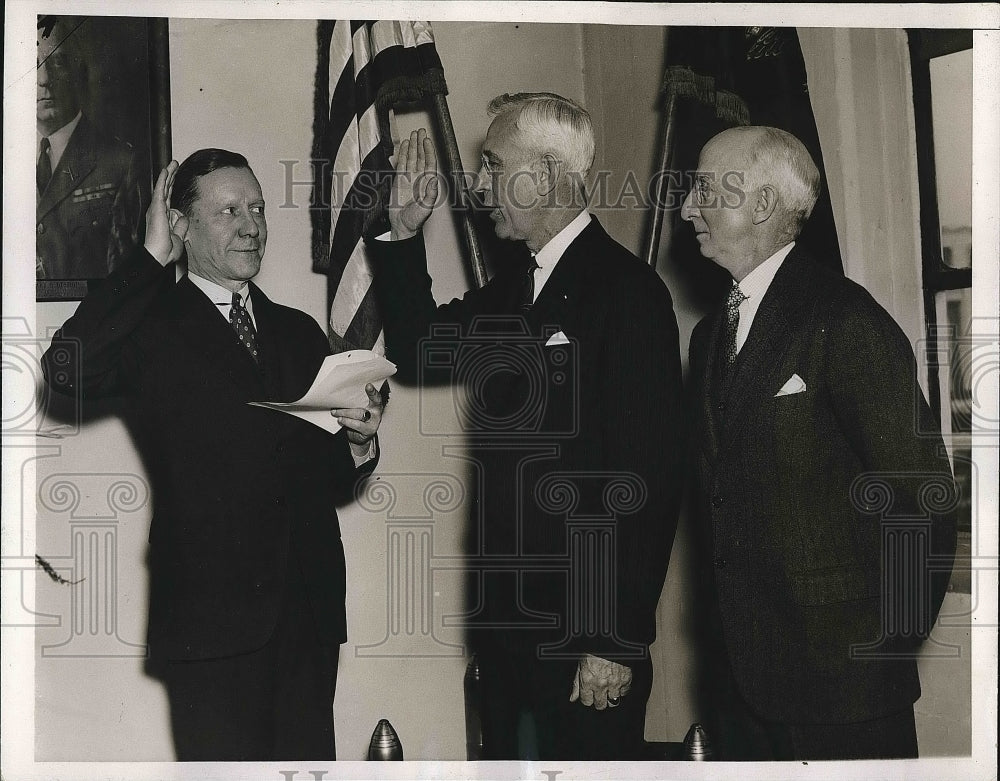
[520,258,539,312]
[723,282,748,366]
[37,137,52,194]
[230,290,261,365]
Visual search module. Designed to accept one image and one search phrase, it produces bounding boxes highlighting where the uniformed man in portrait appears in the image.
[36,17,143,281]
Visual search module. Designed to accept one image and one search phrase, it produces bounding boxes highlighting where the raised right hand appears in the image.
[144,161,184,266]
[388,128,439,240]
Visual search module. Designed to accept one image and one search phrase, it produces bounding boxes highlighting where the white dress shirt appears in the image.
[530,209,592,301]
[187,272,256,327]
[186,271,374,464]
[734,242,795,355]
[38,110,83,171]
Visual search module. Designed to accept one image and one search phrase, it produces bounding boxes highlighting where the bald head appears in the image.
[681,126,821,279]
[707,126,821,242]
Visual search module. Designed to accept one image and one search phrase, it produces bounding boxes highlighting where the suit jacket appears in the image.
[368,216,684,661]
[688,246,957,724]
[37,115,143,280]
[42,248,376,661]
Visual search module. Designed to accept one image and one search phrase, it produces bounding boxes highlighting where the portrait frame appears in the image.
[35,15,171,301]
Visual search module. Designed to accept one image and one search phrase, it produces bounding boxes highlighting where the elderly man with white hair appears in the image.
[369,92,684,760]
[683,126,956,760]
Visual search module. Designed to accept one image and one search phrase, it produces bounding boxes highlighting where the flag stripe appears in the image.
[330,138,384,276]
[343,282,383,350]
[314,19,447,353]
[330,241,373,334]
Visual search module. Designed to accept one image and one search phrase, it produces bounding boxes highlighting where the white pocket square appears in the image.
[775,373,807,397]
[545,330,570,347]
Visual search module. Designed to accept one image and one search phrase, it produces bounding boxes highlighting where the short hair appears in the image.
[487,92,595,176]
[739,127,821,239]
[172,148,251,215]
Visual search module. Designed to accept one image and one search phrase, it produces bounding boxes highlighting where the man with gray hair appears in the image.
[369,92,684,759]
[683,126,956,759]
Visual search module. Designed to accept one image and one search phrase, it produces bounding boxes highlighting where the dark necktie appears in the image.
[722,282,748,366]
[37,137,52,194]
[230,291,261,365]
[520,258,539,312]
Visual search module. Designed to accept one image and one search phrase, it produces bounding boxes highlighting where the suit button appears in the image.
[716,401,725,412]
[275,496,286,508]
[37,223,45,235]
[275,443,285,454]
[711,495,724,508]
[714,558,727,569]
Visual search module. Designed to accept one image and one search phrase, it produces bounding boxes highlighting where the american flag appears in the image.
[311,20,447,353]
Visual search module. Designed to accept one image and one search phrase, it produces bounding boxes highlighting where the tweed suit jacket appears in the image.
[42,248,376,660]
[688,247,957,724]
[368,216,685,661]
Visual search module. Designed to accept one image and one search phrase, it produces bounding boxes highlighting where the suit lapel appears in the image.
[528,217,605,330]
[480,218,599,421]
[719,249,812,450]
[698,311,726,465]
[37,117,99,220]
[170,277,268,399]
[249,283,294,401]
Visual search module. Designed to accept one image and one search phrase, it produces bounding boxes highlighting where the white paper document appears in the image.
[249,350,396,435]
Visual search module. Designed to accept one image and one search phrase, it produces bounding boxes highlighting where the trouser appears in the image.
[163,561,340,761]
[478,645,653,760]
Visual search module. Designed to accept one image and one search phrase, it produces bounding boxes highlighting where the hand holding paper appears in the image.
[331,382,384,446]
[249,350,396,435]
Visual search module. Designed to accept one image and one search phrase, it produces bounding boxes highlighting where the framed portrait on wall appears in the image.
[35,14,171,301]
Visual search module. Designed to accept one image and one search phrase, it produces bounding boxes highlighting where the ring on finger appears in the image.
[363,410,372,422]
[607,696,621,707]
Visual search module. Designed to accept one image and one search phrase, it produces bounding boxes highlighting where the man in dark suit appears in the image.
[36,18,143,280]
[683,126,957,760]
[41,150,385,760]
[368,94,684,760]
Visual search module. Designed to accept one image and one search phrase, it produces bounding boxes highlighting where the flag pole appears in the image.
[428,92,488,290]
[643,89,678,268]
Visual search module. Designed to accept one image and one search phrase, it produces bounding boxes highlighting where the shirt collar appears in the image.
[187,271,253,321]
[738,242,795,304]
[532,210,592,270]
[39,111,83,171]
